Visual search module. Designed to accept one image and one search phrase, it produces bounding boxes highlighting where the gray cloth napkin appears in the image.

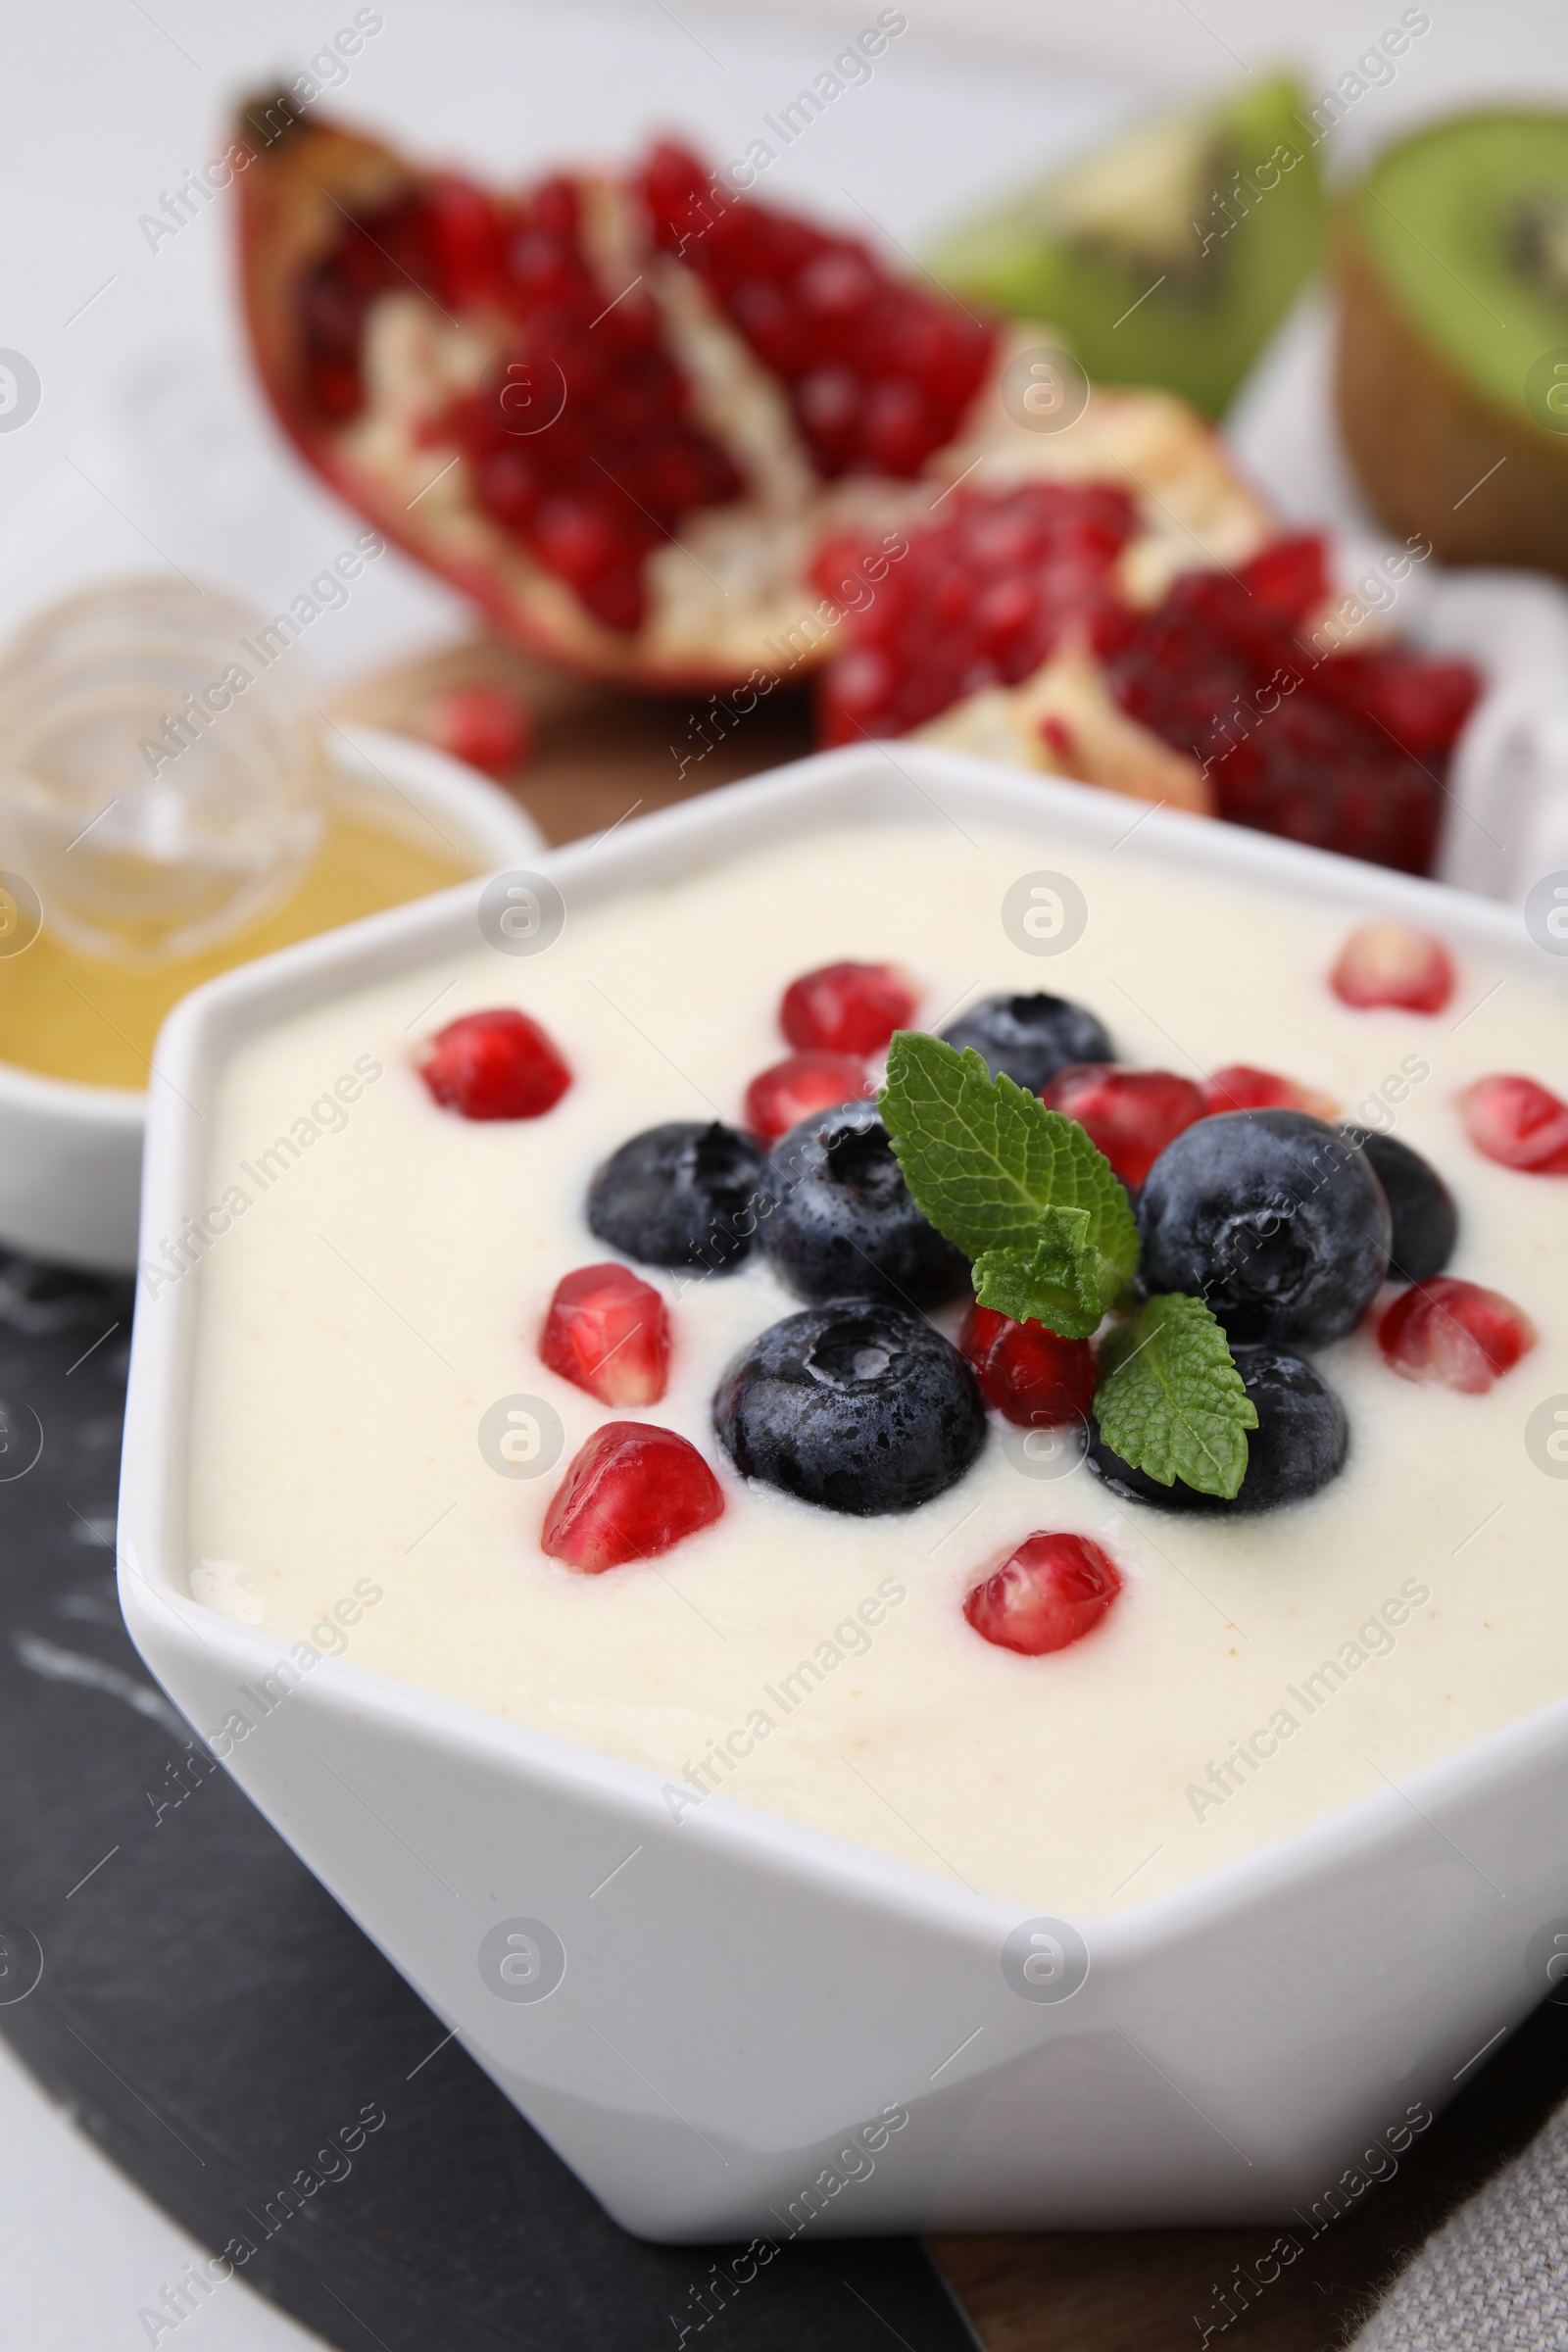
[1351,2096,1568,2348]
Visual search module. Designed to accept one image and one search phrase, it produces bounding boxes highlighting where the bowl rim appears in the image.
[118,741,1568,1950]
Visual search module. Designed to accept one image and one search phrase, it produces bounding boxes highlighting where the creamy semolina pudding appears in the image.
[181,820,1566,1914]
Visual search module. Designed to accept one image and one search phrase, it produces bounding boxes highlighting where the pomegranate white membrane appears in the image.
[183,821,1566,1914]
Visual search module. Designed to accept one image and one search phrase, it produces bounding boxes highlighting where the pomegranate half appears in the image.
[234,93,1271,698]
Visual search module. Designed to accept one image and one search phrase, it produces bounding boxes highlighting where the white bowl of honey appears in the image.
[0,580,541,1272]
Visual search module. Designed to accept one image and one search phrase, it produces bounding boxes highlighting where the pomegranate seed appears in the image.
[531,494,643,591]
[963,1533,1122,1657]
[541,1422,724,1572]
[419,1008,570,1120]
[530,175,580,237]
[416,684,533,778]
[1378,1278,1536,1394]
[578,563,649,634]
[745,1052,871,1145]
[960,1304,1096,1428]
[1313,654,1480,760]
[1245,534,1330,619]
[779,960,918,1055]
[798,250,877,317]
[1331,923,1454,1013]
[307,360,366,420]
[1459,1075,1568,1174]
[1200,1063,1337,1118]
[1377,661,1480,758]
[540,1264,671,1406]
[861,377,935,472]
[423,173,507,307]
[796,366,859,455]
[1044,1065,1207,1190]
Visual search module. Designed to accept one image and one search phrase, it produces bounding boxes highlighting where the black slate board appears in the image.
[0,1250,975,2352]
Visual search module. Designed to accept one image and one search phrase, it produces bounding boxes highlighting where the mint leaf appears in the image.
[1093,1294,1258,1500]
[880,1032,1138,1331]
[972,1208,1106,1340]
[879,1033,1254,1487]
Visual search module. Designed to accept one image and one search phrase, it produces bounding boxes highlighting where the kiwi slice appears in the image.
[1336,110,1568,576]
[927,75,1322,417]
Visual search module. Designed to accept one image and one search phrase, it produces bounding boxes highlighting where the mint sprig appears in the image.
[881,1033,1138,1332]
[880,1029,1255,1500]
[1094,1294,1257,1498]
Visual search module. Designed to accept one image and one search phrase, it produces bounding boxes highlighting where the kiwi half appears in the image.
[1336,110,1568,575]
[927,74,1322,417]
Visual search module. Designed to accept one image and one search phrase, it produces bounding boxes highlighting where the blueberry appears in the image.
[940,993,1113,1091]
[1087,1346,1348,1513]
[713,1299,985,1513]
[763,1098,970,1307]
[587,1121,769,1272]
[1339,1126,1456,1286]
[1139,1109,1390,1345]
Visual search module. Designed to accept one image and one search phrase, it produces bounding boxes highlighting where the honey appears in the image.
[0,807,471,1089]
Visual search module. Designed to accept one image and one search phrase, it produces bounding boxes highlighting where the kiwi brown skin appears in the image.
[1335,231,1568,578]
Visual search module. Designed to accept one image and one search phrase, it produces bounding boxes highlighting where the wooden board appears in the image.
[332,631,816,849]
[340,631,1555,2352]
[929,1983,1568,2350]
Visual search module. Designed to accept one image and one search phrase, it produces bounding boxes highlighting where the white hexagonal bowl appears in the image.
[118,747,1568,2243]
